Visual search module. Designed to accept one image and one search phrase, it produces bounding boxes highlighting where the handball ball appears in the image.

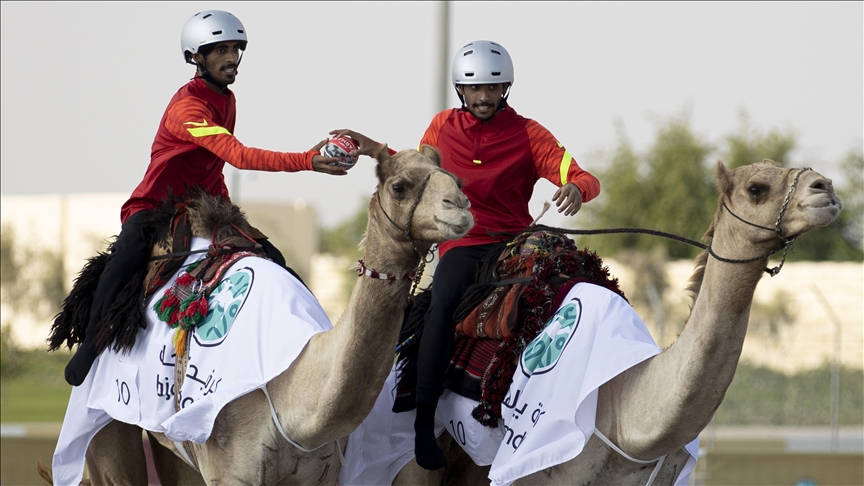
[321,136,359,169]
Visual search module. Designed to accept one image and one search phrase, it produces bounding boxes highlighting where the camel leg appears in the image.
[85,420,148,486]
[441,435,490,486]
[393,457,444,486]
[393,433,493,486]
[146,431,206,486]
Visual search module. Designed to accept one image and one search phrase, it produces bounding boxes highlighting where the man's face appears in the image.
[195,41,244,86]
[458,83,508,120]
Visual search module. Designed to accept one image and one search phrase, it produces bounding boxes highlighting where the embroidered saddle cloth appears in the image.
[393,230,628,426]
[51,237,330,486]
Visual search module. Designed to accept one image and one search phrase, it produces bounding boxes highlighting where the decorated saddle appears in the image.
[50,190,330,486]
[47,191,270,359]
[393,230,627,426]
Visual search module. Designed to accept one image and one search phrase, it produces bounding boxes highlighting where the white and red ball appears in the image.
[320,136,359,169]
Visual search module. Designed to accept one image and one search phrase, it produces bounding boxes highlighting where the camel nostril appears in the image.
[809,179,829,192]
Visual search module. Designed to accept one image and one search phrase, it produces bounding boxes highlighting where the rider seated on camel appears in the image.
[374,40,604,471]
[63,9,382,387]
[333,40,603,471]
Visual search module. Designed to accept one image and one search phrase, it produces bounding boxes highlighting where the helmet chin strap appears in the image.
[455,91,509,120]
[455,83,512,115]
[198,69,228,91]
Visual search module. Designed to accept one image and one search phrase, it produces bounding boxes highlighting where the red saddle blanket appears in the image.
[394,230,627,427]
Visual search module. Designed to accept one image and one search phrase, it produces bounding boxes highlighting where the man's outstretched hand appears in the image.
[552,183,583,216]
[310,138,348,175]
[329,129,384,159]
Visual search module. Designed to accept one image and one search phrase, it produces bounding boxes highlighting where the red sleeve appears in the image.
[418,110,451,151]
[526,119,600,203]
[166,97,315,172]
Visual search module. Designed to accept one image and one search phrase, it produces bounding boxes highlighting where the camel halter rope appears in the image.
[531,167,811,278]
[362,173,436,294]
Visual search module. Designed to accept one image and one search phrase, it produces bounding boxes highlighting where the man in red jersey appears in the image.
[410,40,601,470]
[64,10,377,386]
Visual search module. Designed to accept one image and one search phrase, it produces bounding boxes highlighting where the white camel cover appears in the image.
[52,237,331,486]
[339,283,699,486]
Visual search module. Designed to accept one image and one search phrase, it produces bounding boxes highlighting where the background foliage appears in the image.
[579,111,863,261]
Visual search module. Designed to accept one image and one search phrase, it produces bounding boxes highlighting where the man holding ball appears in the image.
[63,9,378,387]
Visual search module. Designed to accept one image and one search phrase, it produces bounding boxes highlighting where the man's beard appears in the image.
[205,62,238,85]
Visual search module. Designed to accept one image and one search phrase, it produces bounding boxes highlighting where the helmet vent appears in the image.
[463,50,474,56]
[491,50,501,56]
[237,29,245,33]
[212,30,223,35]
[202,13,212,19]
[491,72,501,76]
[464,72,474,77]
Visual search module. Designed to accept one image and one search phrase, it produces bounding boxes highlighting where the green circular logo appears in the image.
[194,268,253,347]
[520,298,581,377]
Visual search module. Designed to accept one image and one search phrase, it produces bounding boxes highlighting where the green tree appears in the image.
[582,110,860,262]
[723,111,797,169]
[582,112,715,259]
[1,223,66,339]
[1,225,30,314]
[318,197,370,301]
[641,113,716,259]
[837,149,863,251]
[319,197,369,261]
[579,126,649,254]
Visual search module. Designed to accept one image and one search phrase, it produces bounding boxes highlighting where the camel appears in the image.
[384,159,843,485]
[45,144,474,486]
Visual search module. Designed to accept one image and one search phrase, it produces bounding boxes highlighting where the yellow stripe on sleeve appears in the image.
[186,126,231,137]
[559,149,573,185]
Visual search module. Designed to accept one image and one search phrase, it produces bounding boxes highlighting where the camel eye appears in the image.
[747,184,765,198]
[391,182,406,197]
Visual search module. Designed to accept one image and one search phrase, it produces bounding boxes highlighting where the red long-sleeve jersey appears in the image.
[419,106,600,257]
[121,76,315,223]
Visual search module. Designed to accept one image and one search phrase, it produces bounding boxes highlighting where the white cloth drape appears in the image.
[52,237,330,486]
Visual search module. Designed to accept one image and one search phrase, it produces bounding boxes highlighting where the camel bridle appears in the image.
[712,166,811,276]
[371,172,436,293]
[532,167,813,277]
[376,173,432,255]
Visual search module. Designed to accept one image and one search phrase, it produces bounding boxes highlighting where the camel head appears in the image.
[366,144,473,260]
[710,159,842,245]
[686,159,842,299]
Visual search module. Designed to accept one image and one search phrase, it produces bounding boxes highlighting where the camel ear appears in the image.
[419,144,441,167]
[375,143,392,182]
[715,159,733,197]
[375,143,391,164]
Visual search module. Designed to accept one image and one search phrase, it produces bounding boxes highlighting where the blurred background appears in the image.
[2,2,861,485]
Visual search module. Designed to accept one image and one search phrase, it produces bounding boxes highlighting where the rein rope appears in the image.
[532,166,811,277]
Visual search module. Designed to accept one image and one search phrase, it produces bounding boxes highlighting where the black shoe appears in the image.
[64,344,99,386]
[414,403,446,470]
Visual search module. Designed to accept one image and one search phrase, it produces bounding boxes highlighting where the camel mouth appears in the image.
[801,197,842,211]
[435,215,473,239]
[798,199,842,227]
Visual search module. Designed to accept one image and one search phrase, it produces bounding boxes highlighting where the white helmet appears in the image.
[451,40,514,87]
[181,10,248,65]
